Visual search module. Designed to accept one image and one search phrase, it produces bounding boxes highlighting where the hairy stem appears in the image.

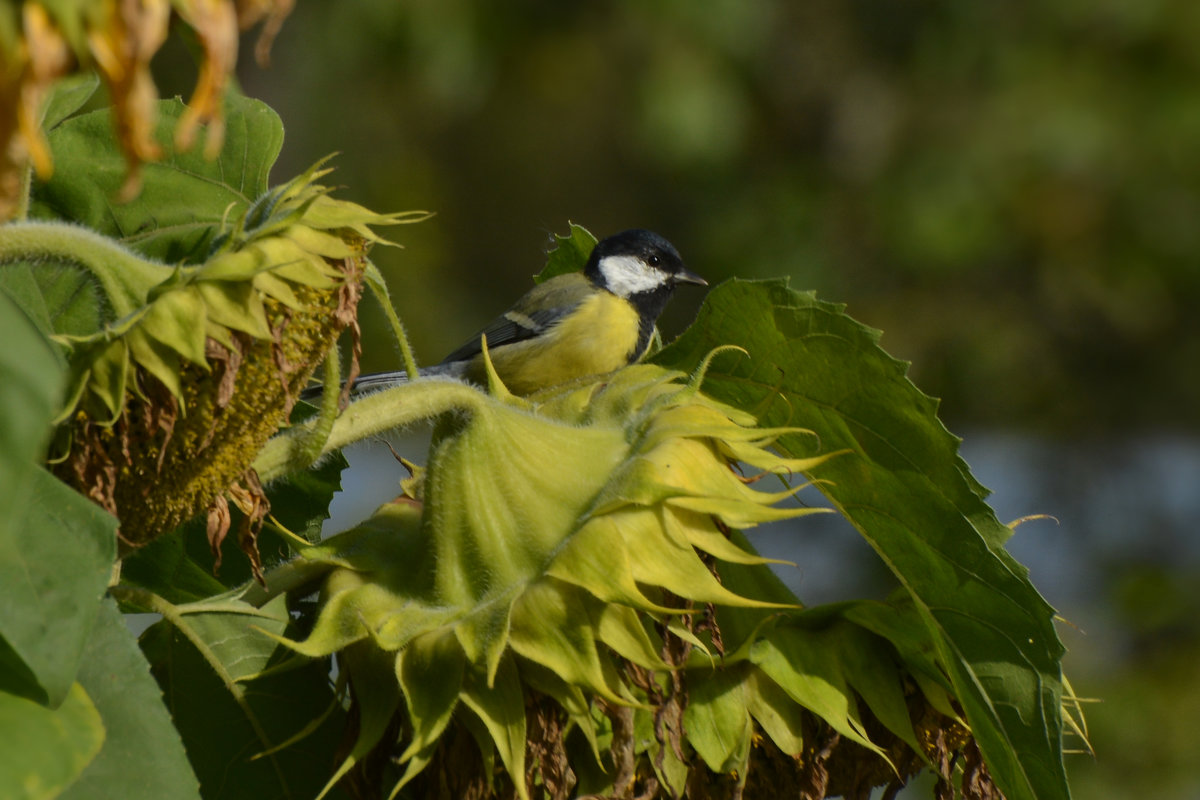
[254,378,486,482]
[0,221,175,317]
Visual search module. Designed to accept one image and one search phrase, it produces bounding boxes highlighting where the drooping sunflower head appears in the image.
[284,360,838,798]
[49,164,412,564]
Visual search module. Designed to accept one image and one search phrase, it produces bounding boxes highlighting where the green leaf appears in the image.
[263,448,347,544]
[0,682,104,800]
[0,465,116,705]
[683,662,753,774]
[507,579,627,703]
[655,278,1069,800]
[60,599,200,800]
[31,91,284,264]
[460,655,528,800]
[139,594,350,800]
[117,523,230,606]
[0,260,109,337]
[0,291,66,538]
[40,72,100,132]
[397,631,466,758]
[0,288,66,572]
[751,623,883,757]
[535,222,597,282]
[321,641,401,799]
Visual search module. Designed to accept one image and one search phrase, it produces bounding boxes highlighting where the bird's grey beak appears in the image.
[673,267,708,287]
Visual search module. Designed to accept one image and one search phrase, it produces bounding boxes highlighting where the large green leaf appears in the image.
[138,592,349,800]
[0,259,108,337]
[60,599,200,800]
[0,682,104,800]
[654,278,1069,800]
[535,223,597,282]
[683,662,754,774]
[116,519,231,607]
[0,292,66,547]
[39,72,100,133]
[0,293,116,703]
[30,91,284,264]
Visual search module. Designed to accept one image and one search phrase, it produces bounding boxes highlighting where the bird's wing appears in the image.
[438,273,590,365]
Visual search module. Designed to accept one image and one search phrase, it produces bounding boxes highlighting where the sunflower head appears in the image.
[285,361,837,798]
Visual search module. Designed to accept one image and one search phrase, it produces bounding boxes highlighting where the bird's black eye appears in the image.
[647,254,660,266]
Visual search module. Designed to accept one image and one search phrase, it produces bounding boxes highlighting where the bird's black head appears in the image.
[584,229,705,300]
[584,229,707,357]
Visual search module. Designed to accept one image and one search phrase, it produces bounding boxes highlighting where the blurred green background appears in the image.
[169,1,1200,796]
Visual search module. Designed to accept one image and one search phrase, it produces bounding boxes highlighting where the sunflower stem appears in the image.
[0,221,174,317]
[364,261,420,378]
[254,378,486,482]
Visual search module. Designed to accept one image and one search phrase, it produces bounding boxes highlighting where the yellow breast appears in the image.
[468,292,641,395]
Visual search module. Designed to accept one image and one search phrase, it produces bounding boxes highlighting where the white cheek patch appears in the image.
[598,254,669,297]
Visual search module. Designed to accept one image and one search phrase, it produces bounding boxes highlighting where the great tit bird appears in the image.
[315,229,706,399]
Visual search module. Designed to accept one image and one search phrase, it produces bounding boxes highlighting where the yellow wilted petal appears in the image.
[623,507,794,609]
[251,269,301,308]
[508,579,631,704]
[140,286,211,367]
[124,327,182,400]
[285,224,357,259]
[397,630,466,760]
[459,655,529,800]
[197,280,272,340]
[19,3,73,178]
[595,603,672,672]
[173,0,237,157]
[665,506,790,567]
[545,511,680,614]
[86,339,130,422]
[668,495,831,528]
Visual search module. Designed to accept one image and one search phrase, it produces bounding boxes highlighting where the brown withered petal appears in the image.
[235,0,296,66]
[206,493,232,571]
[174,0,238,157]
[86,0,170,200]
[0,0,298,217]
[229,468,269,584]
[19,4,74,178]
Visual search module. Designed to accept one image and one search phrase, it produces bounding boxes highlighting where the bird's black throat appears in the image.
[629,284,678,360]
